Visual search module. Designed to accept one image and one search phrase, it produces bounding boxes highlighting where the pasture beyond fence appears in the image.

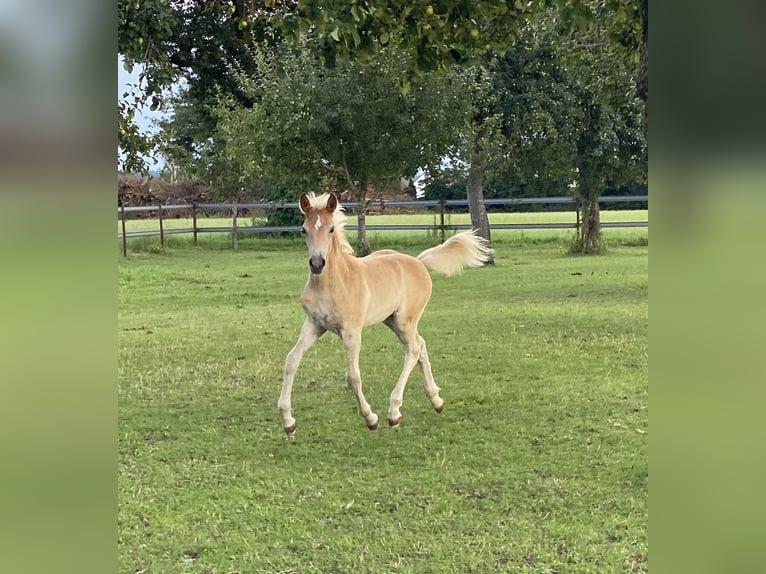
[117,196,648,256]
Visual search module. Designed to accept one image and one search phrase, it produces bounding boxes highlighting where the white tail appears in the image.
[417,230,493,277]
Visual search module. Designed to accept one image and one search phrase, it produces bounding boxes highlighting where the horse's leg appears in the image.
[385,317,444,426]
[384,319,425,427]
[278,319,325,436]
[342,329,379,430]
[415,334,444,414]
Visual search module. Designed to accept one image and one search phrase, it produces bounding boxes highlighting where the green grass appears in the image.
[118,234,648,573]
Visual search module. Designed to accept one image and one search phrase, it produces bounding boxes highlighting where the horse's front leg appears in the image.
[278,319,325,436]
[342,329,379,430]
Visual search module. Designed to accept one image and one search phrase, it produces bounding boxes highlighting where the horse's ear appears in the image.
[298,193,311,214]
[326,192,338,212]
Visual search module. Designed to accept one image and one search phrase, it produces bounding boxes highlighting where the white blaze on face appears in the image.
[314,215,322,230]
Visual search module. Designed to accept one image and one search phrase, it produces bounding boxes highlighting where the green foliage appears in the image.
[217,42,469,200]
[276,0,537,79]
[466,5,646,252]
[421,167,467,202]
[259,179,305,230]
[118,0,282,173]
[119,239,648,572]
[118,95,161,174]
[117,0,543,172]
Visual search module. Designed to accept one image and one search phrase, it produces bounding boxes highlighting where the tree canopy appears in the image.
[207,41,470,253]
[273,0,539,77]
[118,0,544,171]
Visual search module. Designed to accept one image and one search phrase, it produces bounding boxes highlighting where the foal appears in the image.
[278,192,492,435]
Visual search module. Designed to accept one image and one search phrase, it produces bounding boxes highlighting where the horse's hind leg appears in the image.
[385,317,444,427]
[415,335,444,414]
[387,332,421,427]
[342,329,379,430]
[385,316,440,427]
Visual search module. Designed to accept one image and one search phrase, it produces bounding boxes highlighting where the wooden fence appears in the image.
[117,195,648,257]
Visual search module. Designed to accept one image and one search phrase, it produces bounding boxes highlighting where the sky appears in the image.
[118,55,164,136]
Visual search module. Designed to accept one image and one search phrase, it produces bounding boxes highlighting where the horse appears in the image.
[278,192,493,435]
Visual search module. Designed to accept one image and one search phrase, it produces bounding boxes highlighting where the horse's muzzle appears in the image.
[309,255,325,274]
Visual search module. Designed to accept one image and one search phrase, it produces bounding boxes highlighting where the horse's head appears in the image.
[299,192,339,275]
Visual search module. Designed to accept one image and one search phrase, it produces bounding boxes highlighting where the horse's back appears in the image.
[359,249,430,282]
[361,249,404,260]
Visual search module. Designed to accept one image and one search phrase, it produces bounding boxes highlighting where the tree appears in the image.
[118,0,282,173]
[275,0,647,253]
[554,3,646,253]
[420,8,645,253]
[270,1,540,250]
[217,42,470,254]
[638,0,648,141]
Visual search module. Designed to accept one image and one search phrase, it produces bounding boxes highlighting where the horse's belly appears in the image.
[363,301,398,327]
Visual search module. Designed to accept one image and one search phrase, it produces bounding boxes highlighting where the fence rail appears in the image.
[117,195,648,256]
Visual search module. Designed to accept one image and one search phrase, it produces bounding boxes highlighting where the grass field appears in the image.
[118,229,648,573]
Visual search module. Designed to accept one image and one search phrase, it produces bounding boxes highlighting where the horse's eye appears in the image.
[329,226,335,234]
[300,227,307,235]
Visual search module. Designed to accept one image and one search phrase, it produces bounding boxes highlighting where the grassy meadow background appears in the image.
[118,216,648,573]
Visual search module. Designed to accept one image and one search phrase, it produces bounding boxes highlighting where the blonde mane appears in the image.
[304,193,354,255]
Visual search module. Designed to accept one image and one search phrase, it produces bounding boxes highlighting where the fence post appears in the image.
[120,204,127,257]
[439,199,446,243]
[232,202,238,251]
[192,202,198,246]
[158,204,165,248]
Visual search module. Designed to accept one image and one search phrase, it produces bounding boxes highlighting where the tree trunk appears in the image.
[638,0,648,143]
[572,168,603,254]
[341,146,372,256]
[355,183,372,256]
[466,158,494,264]
[579,196,602,253]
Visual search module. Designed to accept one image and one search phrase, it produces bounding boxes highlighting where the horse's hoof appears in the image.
[284,423,297,436]
[388,417,401,428]
[434,401,445,414]
[365,413,379,430]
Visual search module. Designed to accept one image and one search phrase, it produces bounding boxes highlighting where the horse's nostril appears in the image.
[309,256,325,274]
